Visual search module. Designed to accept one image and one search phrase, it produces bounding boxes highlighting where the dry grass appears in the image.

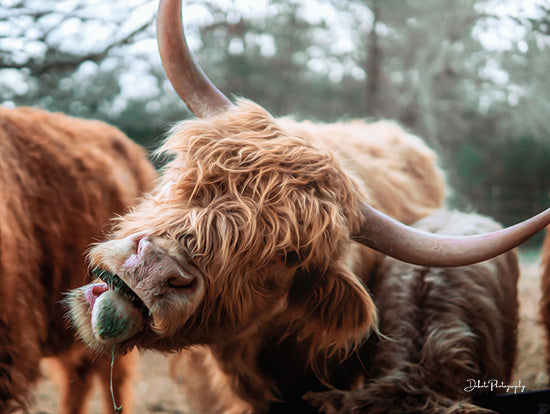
[27,352,188,414]
[511,249,549,390]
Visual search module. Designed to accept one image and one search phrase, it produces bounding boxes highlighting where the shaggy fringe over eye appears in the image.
[109,100,372,356]
[153,99,366,278]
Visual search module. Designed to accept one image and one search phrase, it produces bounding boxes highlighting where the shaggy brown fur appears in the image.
[0,106,156,412]
[169,211,519,414]
[68,100,445,413]
[540,226,550,380]
[305,210,519,414]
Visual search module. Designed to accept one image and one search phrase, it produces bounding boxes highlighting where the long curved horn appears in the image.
[353,203,550,267]
[157,0,233,117]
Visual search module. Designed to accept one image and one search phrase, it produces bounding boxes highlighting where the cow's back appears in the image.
[282,118,446,279]
[284,119,445,223]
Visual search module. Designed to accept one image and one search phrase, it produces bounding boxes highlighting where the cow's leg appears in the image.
[0,316,42,413]
[542,271,550,382]
[53,344,135,414]
[170,347,252,414]
[51,343,96,414]
[95,351,136,414]
[0,348,40,413]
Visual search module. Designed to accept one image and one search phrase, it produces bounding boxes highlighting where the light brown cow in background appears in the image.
[540,228,550,383]
[67,0,550,413]
[0,106,156,413]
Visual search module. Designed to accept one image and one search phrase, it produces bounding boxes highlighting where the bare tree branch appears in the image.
[0,11,155,73]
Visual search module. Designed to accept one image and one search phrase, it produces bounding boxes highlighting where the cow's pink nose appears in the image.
[84,282,109,308]
[136,237,152,258]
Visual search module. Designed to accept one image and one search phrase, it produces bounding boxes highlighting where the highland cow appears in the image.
[0,106,156,413]
[305,210,520,414]
[67,0,550,413]
[540,227,550,381]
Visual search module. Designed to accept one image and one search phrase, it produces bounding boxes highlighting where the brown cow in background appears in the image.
[306,210,520,414]
[0,106,156,413]
[540,228,550,383]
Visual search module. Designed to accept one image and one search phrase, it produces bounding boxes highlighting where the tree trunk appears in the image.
[365,0,380,117]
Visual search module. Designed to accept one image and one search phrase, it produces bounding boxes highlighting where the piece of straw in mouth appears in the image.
[110,346,123,414]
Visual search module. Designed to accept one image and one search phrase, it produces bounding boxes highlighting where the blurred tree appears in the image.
[446,1,550,228]
[0,0,151,74]
[365,0,381,117]
[191,0,368,120]
[0,0,177,147]
[353,0,550,230]
[1,0,550,231]
[361,0,490,151]
[492,3,550,142]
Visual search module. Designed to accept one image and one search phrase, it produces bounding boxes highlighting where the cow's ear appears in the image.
[286,265,377,362]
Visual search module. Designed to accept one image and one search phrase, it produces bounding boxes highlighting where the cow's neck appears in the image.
[210,313,368,413]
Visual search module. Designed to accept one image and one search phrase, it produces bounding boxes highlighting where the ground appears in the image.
[26,251,549,414]
[510,250,549,390]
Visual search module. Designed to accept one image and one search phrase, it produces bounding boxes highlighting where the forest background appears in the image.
[2,0,550,244]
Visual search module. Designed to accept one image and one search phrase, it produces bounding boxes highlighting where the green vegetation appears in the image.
[1,0,549,242]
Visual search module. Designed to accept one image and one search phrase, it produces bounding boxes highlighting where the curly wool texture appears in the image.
[110,100,445,279]
[96,100,447,412]
[0,106,155,412]
[99,100,444,345]
[307,211,519,414]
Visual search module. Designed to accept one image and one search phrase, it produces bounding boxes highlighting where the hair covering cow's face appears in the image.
[68,101,376,359]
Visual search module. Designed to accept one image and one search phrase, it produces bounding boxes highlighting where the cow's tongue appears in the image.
[84,282,109,309]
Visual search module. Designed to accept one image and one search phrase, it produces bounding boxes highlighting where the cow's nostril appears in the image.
[136,237,152,258]
[167,273,196,289]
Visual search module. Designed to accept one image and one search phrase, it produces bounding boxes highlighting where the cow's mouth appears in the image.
[87,268,149,345]
[92,268,149,319]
